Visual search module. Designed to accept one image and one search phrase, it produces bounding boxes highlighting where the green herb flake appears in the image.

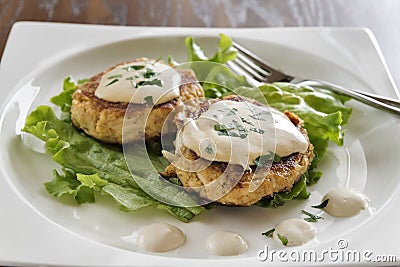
[138,79,163,87]
[226,107,238,116]
[130,81,137,88]
[205,144,213,154]
[143,68,157,79]
[106,78,119,87]
[249,114,266,121]
[168,177,183,186]
[254,154,272,167]
[144,96,154,106]
[250,127,265,134]
[273,154,281,163]
[214,124,233,136]
[240,117,254,126]
[232,120,248,139]
[255,110,271,116]
[152,57,163,65]
[123,65,145,71]
[261,228,275,237]
[254,152,281,167]
[107,74,123,79]
[302,209,324,222]
[311,199,329,209]
[277,233,288,246]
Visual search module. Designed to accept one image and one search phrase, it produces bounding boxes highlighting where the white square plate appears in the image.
[0,22,399,266]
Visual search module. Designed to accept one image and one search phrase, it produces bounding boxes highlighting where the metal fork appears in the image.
[227,41,400,116]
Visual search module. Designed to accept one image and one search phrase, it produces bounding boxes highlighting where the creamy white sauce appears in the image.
[95,60,181,105]
[273,219,317,247]
[178,100,308,169]
[205,230,248,256]
[322,187,369,217]
[136,223,186,253]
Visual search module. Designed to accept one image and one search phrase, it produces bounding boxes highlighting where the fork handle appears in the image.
[354,90,400,108]
[300,80,400,116]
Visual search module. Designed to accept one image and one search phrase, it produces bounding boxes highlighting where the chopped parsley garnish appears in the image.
[249,114,266,121]
[143,68,157,79]
[144,96,154,106]
[255,110,271,116]
[250,127,265,134]
[273,154,281,162]
[232,120,248,138]
[123,65,145,71]
[204,144,213,154]
[261,228,275,237]
[105,78,119,87]
[168,177,183,186]
[302,209,324,222]
[130,81,137,88]
[277,233,288,246]
[311,199,329,209]
[108,74,123,79]
[240,117,254,126]
[108,64,163,89]
[226,107,238,116]
[214,124,233,135]
[214,121,248,139]
[217,108,230,112]
[125,76,139,81]
[138,79,163,87]
[254,152,281,166]
[152,57,163,65]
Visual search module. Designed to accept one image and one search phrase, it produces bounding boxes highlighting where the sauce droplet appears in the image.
[273,219,316,247]
[205,230,248,256]
[137,223,186,253]
[323,187,369,217]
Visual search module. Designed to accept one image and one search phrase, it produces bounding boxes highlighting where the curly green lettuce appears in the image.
[23,78,205,222]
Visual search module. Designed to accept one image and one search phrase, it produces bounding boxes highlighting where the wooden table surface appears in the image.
[1,0,400,87]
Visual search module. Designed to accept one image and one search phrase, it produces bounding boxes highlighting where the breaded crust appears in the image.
[163,95,314,206]
[71,58,204,144]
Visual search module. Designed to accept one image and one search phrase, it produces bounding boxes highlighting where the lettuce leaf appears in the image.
[22,80,205,222]
[256,176,309,208]
[184,34,251,98]
[185,33,237,63]
[50,76,88,115]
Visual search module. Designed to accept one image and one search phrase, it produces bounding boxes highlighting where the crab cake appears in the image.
[71,58,204,144]
[163,95,314,206]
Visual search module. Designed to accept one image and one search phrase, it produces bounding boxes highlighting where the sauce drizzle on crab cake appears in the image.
[163,95,314,206]
[71,58,204,144]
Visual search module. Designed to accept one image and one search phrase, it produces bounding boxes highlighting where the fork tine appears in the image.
[226,61,262,86]
[229,58,268,82]
[236,53,271,78]
[232,41,293,82]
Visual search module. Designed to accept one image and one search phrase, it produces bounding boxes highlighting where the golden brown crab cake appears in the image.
[163,95,314,206]
[71,58,204,144]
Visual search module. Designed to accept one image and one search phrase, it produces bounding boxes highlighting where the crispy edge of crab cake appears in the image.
[70,58,204,144]
[163,95,314,206]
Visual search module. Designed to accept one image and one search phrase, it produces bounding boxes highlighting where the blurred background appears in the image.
[1,0,399,86]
